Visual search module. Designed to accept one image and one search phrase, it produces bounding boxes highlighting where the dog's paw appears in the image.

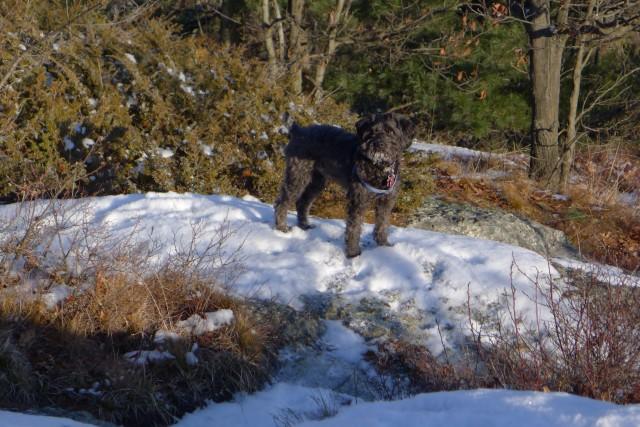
[297,223,315,230]
[275,224,292,233]
[345,248,362,258]
[376,240,394,247]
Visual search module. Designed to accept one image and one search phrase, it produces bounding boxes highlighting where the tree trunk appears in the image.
[288,0,306,94]
[272,0,286,62]
[560,0,596,191]
[219,0,232,45]
[560,40,590,191]
[313,0,350,102]
[262,0,278,78]
[526,0,567,188]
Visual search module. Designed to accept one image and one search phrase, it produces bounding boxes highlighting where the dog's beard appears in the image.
[355,157,397,190]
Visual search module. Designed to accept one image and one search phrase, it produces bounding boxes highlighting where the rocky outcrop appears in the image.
[409,197,577,259]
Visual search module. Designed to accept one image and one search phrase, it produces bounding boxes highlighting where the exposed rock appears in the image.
[409,197,578,259]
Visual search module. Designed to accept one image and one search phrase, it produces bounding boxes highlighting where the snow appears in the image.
[322,320,370,364]
[176,309,235,335]
[180,84,195,96]
[0,411,93,427]
[409,141,525,169]
[7,384,639,426]
[410,141,494,160]
[185,343,199,366]
[156,147,175,158]
[73,123,86,135]
[0,192,559,354]
[273,320,376,398]
[124,53,137,64]
[2,192,640,426]
[42,284,72,308]
[553,257,639,287]
[274,124,289,135]
[174,383,640,427]
[200,143,213,156]
[63,136,75,151]
[81,138,95,149]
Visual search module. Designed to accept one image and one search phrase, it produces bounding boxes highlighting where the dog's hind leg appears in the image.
[274,158,313,232]
[296,170,326,230]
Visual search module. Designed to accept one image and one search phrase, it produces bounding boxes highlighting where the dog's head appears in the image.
[353,113,415,191]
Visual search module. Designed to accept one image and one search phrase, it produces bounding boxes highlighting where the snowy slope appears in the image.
[3,192,638,427]
[175,384,640,427]
[1,192,558,353]
[0,410,93,427]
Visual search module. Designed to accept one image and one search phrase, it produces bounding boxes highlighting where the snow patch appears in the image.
[200,143,213,156]
[81,138,95,149]
[174,383,640,427]
[553,257,639,287]
[156,147,175,158]
[0,411,93,427]
[177,309,234,336]
[42,284,72,309]
[124,53,137,64]
[63,137,75,151]
[322,320,369,364]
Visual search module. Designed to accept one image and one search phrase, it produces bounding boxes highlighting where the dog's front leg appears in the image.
[374,191,397,247]
[345,186,368,258]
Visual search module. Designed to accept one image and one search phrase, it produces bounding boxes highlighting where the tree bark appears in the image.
[526,0,568,188]
[272,0,286,62]
[560,38,592,191]
[288,0,306,94]
[560,0,596,191]
[313,0,350,102]
[262,0,278,78]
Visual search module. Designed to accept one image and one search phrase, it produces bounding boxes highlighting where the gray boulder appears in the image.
[409,197,578,259]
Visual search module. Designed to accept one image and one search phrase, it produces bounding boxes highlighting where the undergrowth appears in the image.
[365,263,640,405]
[425,141,640,271]
[0,192,289,426]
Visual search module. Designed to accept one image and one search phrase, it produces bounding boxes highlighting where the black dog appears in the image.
[274,113,415,257]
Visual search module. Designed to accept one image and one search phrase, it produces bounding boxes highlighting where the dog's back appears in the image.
[285,124,358,161]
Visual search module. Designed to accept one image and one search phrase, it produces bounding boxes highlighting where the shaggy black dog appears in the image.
[274,112,415,257]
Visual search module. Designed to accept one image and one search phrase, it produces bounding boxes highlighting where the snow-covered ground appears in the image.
[0,410,93,427]
[176,384,640,427]
[1,192,639,427]
[409,140,527,168]
[1,192,559,352]
[553,257,640,287]
[4,320,640,427]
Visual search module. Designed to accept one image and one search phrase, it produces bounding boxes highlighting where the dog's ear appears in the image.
[355,114,376,139]
[392,113,416,149]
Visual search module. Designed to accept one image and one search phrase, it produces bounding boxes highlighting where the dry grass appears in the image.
[363,264,640,405]
[426,142,640,271]
[0,266,279,426]
[468,265,640,403]
[0,193,282,426]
